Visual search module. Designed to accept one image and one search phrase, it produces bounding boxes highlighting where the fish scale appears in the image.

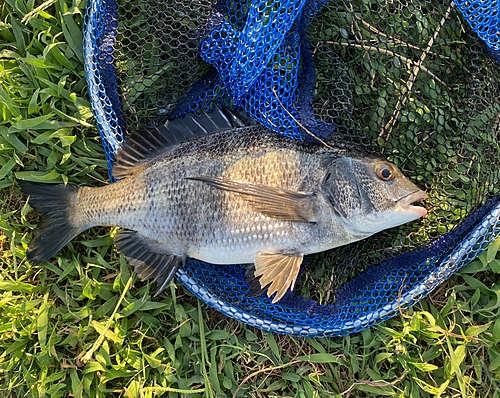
[132,138,323,263]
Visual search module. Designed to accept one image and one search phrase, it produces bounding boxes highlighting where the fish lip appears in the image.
[399,190,427,205]
[398,190,428,216]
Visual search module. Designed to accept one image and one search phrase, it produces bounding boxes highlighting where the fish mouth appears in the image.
[398,190,428,217]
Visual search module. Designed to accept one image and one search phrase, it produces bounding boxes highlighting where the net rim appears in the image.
[83,0,500,336]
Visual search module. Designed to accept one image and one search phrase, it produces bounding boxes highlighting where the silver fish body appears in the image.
[79,131,353,262]
[20,108,427,302]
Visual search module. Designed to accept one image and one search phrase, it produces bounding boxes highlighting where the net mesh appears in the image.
[84,0,500,336]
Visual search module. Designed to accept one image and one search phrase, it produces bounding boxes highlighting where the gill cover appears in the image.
[323,157,426,234]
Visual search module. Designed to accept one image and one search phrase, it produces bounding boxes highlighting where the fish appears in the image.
[18,107,427,303]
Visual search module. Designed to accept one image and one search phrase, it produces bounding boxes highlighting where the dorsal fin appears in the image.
[111,126,171,179]
[112,106,256,179]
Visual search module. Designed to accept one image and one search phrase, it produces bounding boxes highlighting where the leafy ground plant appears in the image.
[1,0,500,397]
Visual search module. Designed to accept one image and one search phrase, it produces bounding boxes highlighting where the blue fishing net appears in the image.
[455,0,500,62]
[84,0,500,336]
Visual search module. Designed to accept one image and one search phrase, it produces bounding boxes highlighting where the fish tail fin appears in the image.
[18,180,86,265]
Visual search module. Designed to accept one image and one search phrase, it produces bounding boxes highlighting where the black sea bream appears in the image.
[19,108,427,303]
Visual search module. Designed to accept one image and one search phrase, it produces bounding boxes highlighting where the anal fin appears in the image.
[114,230,184,296]
[247,251,303,303]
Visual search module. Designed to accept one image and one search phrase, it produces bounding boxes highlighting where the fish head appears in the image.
[323,157,427,235]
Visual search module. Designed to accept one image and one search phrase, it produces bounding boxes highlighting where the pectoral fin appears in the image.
[115,230,184,296]
[248,251,304,303]
[187,176,317,223]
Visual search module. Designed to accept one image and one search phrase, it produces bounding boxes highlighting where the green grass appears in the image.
[1,0,500,397]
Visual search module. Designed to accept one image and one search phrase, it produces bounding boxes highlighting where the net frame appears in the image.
[84,0,500,337]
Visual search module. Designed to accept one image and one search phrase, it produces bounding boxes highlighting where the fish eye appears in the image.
[375,163,394,181]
